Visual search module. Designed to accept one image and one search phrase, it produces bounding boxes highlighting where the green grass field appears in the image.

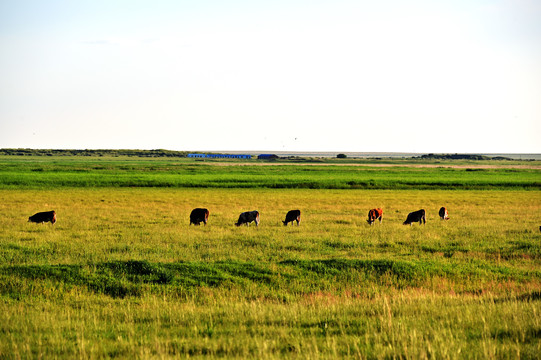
[0,156,539,190]
[0,156,540,358]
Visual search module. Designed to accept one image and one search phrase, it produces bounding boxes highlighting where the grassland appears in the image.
[0,156,539,190]
[0,156,540,359]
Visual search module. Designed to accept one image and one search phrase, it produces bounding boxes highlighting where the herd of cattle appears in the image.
[28,207,450,227]
[186,207,450,227]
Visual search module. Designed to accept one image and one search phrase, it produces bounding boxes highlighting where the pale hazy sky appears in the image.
[1,0,540,153]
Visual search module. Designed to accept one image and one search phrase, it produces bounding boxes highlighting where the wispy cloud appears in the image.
[81,37,160,46]
[81,39,117,46]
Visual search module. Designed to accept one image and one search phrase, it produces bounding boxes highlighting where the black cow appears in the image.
[283,210,301,226]
[235,210,260,226]
[190,208,209,225]
[28,210,56,225]
[403,209,426,226]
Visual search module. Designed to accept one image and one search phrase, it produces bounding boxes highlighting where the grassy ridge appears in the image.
[0,156,539,189]
[3,258,539,301]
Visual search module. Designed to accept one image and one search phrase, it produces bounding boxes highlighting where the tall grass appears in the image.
[2,290,540,358]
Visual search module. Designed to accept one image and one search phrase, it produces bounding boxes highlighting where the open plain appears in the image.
[0,155,540,358]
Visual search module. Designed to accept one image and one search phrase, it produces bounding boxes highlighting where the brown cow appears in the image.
[283,210,301,226]
[190,208,209,225]
[403,209,426,226]
[28,210,56,225]
[367,208,383,225]
[439,207,449,220]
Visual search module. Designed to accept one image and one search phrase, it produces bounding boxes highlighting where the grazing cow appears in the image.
[367,208,383,225]
[439,207,449,220]
[190,208,209,225]
[403,209,426,226]
[283,210,301,226]
[28,210,56,225]
[235,210,260,227]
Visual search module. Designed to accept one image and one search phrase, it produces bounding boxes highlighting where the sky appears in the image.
[1,0,540,153]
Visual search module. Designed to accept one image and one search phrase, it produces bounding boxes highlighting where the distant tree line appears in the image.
[0,148,189,157]
[417,153,512,160]
[0,149,516,160]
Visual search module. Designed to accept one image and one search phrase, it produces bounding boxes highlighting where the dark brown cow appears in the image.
[28,210,56,225]
[235,210,260,227]
[367,208,383,225]
[190,208,209,225]
[403,209,426,226]
[439,207,449,220]
[283,210,301,226]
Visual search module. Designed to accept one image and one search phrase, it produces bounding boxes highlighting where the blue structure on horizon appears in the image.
[187,153,252,159]
[257,154,279,159]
